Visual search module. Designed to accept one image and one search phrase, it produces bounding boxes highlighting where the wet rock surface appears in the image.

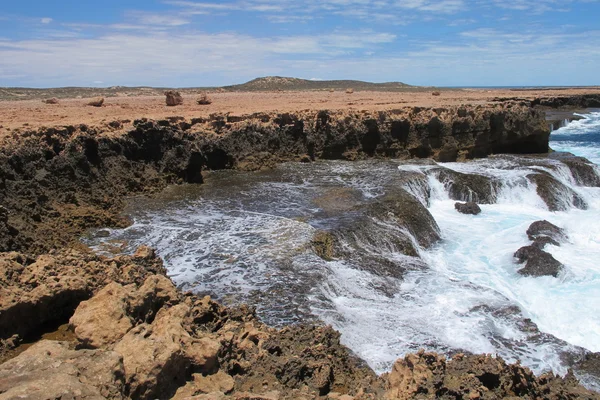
[433,167,500,204]
[514,245,564,277]
[549,152,600,187]
[455,202,482,215]
[527,171,588,211]
[527,220,567,246]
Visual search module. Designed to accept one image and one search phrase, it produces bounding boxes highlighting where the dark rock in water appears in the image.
[527,220,567,244]
[549,152,600,187]
[514,245,563,277]
[455,202,482,215]
[527,172,587,211]
[434,167,500,204]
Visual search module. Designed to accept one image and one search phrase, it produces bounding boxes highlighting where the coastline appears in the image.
[1,90,600,399]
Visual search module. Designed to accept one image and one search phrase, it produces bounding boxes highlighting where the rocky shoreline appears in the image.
[1,100,599,399]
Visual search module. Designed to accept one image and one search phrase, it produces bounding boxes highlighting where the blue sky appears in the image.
[1,0,599,87]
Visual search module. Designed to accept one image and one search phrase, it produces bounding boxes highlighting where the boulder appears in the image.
[166,90,184,106]
[514,245,563,277]
[43,97,59,104]
[87,97,105,107]
[197,93,212,105]
[0,340,125,399]
[526,220,566,245]
[455,202,482,215]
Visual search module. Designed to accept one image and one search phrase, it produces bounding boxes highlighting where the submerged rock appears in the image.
[514,245,563,277]
[527,171,587,211]
[455,201,482,215]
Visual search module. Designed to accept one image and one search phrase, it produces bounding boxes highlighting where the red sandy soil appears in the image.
[1,88,600,136]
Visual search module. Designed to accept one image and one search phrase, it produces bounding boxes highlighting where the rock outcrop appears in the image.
[0,246,164,340]
[0,104,549,256]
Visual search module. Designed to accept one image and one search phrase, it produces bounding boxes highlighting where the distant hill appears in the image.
[223,76,414,92]
[0,77,418,101]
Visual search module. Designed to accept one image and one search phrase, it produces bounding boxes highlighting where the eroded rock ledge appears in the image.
[0,104,548,254]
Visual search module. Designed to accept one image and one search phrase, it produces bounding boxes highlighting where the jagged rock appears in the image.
[514,245,563,277]
[0,248,165,340]
[455,201,482,215]
[70,282,134,348]
[114,303,221,399]
[0,340,125,399]
[527,172,587,211]
[87,97,104,107]
[383,351,600,399]
[70,274,180,349]
[432,91,441,96]
[166,90,184,106]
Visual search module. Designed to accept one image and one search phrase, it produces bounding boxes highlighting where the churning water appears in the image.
[86,112,600,389]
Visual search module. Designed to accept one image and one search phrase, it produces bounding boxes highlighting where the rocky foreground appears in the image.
[1,98,600,399]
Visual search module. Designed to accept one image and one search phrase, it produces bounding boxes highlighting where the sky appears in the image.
[1,0,599,87]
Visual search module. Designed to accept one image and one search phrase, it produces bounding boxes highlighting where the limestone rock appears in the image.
[0,248,165,340]
[115,304,220,399]
[69,282,134,348]
[172,371,235,399]
[166,90,184,106]
[455,201,482,215]
[0,340,124,399]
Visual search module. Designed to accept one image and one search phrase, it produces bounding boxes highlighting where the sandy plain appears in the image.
[1,87,600,135]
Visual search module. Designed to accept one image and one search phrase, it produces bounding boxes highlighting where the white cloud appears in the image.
[41,17,53,24]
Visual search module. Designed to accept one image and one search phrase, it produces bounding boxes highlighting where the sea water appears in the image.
[86,112,600,389]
